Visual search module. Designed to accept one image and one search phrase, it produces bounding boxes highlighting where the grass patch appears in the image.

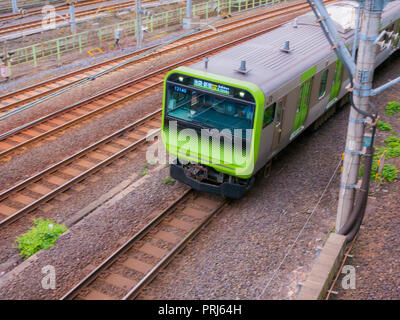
[376,120,393,132]
[359,135,400,182]
[15,218,67,259]
[163,177,175,185]
[359,161,398,183]
[385,101,400,116]
[374,136,400,160]
[140,170,149,176]
[381,164,398,182]
[143,163,149,168]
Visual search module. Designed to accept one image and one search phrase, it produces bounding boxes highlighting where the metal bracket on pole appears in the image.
[340,183,358,190]
[370,76,400,95]
[309,0,356,77]
[349,117,367,124]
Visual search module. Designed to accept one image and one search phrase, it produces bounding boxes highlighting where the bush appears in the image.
[376,120,392,131]
[15,218,67,259]
[374,136,400,160]
[381,164,398,182]
[163,177,175,185]
[385,101,400,116]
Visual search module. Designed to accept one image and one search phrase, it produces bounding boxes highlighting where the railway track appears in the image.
[0,2,327,160]
[0,0,66,16]
[0,0,123,22]
[0,0,332,116]
[62,189,227,300]
[0,109,162,226]
[0,4,317,227]
[0,1,335,227]
[0,0,155,35]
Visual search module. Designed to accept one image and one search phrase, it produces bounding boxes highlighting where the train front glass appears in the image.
[165,74,256,140]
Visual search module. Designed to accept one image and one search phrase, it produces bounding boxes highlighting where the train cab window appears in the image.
[263,103,276,128]
[165,83,256,138]
[318,70,329,99]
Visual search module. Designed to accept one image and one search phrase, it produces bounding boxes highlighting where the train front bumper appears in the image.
[170,163,254,199]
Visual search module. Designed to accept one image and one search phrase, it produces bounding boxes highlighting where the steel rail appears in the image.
[0,0,331,114]
[61,189,194,300]
[0,10,311,226]
[61,190,228,300]
[0,4,321,158]
[0,0,155,34]
[0,108,162,226]
[0,0,131,22]
[123,199,228,300]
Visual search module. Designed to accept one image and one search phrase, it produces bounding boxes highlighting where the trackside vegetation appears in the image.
[376,120,393,132]
[385,101,400,116]
[15,218,67,259]
[359,101,400,183]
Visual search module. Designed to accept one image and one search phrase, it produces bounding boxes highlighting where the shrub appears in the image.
[381,164,398,182]
[15,218,67,259]
[385,101,400,116]
[376,120,392,131]
[163,177,175,185]
[140,170,149,176]
[374,136,400,160]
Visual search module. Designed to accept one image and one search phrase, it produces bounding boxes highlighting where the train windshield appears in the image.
[165,83,255,138]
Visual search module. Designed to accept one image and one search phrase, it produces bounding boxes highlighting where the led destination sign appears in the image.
[167,73,255,103]
[193,79,231,95]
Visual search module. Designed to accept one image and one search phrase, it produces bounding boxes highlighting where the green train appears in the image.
[161,1,400,198]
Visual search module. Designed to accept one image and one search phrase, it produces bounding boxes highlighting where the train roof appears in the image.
[189,1,400,96]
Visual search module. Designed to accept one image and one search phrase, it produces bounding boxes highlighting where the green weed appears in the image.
[163,177,175,185]
[385,101,400,116]
[376,120,392,132]
[15,218,67,259]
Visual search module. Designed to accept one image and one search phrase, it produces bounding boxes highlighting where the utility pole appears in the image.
[307,0,400,235]
[136,0,143,48]
[11,0,19,14]
[67,0,77,33]
[336,0,384,231]
[183,0,192,29]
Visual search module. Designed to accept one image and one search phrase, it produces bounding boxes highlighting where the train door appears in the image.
[329,59,344,103]
[272,98,285,150]
[291,77,313,138]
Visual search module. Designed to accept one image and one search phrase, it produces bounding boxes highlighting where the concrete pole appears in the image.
[136,0,143,49]
[69,2,77,33]
[186,0,192,18]
[336,0,384,231]
[11,0,19,14]
[183,0,192,29]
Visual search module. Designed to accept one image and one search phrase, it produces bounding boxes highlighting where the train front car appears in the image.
[161,67,266,199]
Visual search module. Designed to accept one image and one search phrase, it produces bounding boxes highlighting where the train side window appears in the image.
[318,69,329,99]
[263,103,276,128]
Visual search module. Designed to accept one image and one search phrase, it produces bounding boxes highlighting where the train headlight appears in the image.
[239,91,245,98]
[178,76,184,82]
